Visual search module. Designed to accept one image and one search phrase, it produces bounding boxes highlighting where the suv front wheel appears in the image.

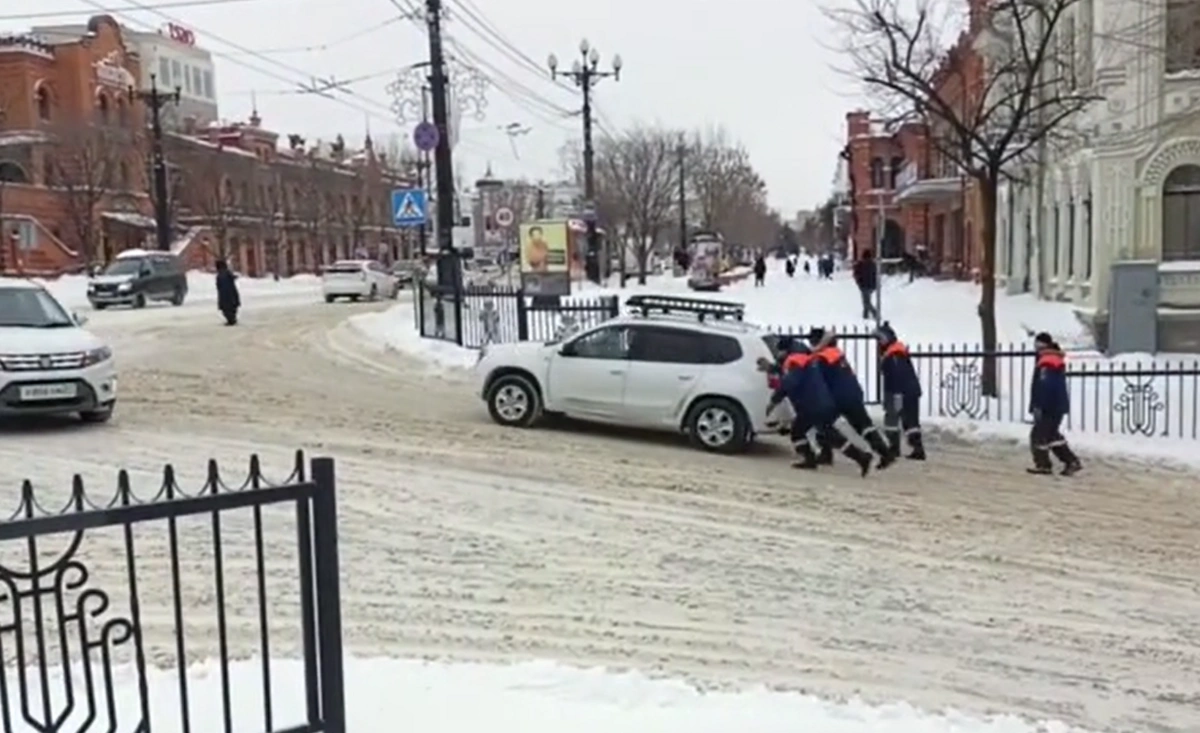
[486,374,541,428]
[685,397,748,454]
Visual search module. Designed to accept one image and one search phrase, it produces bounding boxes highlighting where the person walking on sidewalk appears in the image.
[753,255,767,286]
[1027,332,1082,475]
[852,248,879,320]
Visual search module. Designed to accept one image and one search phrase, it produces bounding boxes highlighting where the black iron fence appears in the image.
[0,451,345,733]
[414,281,619,348]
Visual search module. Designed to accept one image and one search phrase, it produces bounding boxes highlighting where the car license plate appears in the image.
[19,383,78,401]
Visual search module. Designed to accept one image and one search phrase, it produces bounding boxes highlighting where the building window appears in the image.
[1066,198,1076,277]
[35,87,51,121]
[97,94,109,123]
[172,60,183,86]
[889,157,903,188]
[158,57,171,84]
[1061,15,1077,89]
[1083,194,1092,278]
[203,70,214,99]
[0,161,28,183]
[192,67,203,96]
[1006,187,1016,276]
[869,157,885,188]
[1162,164,1200,260]
[1166,0,1200,74]
[1052,205,1060,276]
[5,220,36,251]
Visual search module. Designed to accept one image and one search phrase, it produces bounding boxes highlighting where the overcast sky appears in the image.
[3,0,856,214]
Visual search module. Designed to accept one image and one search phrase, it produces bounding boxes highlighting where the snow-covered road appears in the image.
[2,301,1197,732]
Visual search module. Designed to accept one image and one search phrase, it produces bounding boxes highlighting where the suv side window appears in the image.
[702,334,743,364]
[629,326,709,364]
[568,326,630,359]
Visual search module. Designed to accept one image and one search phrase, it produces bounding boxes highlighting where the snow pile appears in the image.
[39,271,321,311]
[11,657,1092,733]
[349,305,478,370]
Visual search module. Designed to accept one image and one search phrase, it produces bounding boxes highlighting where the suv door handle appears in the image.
[678,375,694,381]
[609,369,625,375]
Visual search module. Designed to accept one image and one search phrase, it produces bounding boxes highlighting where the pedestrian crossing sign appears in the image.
[391,188,428,227]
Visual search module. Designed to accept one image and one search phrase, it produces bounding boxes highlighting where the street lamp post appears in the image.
[134,75,180,252]
[548,40,621,284]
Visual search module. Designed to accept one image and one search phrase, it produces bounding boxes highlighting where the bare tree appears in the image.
[296,151,331,266]
[47,122,125,265]
[687,129,772,245]
[257,170,293,280]
[828,0,1102,395]
[595,126,679,284]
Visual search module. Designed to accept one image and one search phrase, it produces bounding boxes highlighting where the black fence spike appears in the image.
[20,479,34,518]
[248,454,262,483]
[293,450,305,481]
[207,459,221,494]
[117,470,133,506]
[71,475,86,511]
[162,464,177,497]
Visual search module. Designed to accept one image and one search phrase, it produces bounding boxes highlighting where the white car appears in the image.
[474,295,784,453]
[322,259,398,302]
[0,278,117,423]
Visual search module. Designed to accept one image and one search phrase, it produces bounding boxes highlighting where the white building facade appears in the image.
[995,0,1200,348]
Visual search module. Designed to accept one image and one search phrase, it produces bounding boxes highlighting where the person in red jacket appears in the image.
[1028,332,1081,475]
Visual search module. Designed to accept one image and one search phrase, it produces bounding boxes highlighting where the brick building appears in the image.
[0,14,412,277]
[842,111,926,262]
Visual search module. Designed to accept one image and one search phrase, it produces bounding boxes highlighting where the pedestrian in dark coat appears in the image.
[766,346,873,476]
[753,255,767,286]
[808,327,895,469]
[215,259,240,326]
[875,321,925,460]
[1027,332,1081,475]
[785,258,796,278]
[852,249,879,320]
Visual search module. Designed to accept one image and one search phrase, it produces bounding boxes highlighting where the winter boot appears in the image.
[886,430,902,460]
[1052,443,1082,476]
[791,443,819,470]
[906,432,926,461]
[843,444,872,477]
[1026,446,1054,475]
[865,430,895,469]
[816,440,834,466]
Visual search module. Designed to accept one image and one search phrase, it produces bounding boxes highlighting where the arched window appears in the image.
[0,160,29,183]
[1165,0,1200,73]
[869,157,885,188]
[35,86,51,121]
[97,94,110,123]
[889,156,904,188]
[1162,164,1200,260]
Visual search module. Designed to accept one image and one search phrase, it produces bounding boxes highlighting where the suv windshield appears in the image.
[102,258,146,277]
[0,288,74,328]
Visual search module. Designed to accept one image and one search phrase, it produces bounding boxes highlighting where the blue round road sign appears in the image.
[413,121,439,152]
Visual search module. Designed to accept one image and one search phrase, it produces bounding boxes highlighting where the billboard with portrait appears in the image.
[520,220,570,295]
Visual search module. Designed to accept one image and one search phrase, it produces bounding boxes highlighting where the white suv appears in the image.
[322,260,398,302]
[0,278,118,423]
[474,295,783,453]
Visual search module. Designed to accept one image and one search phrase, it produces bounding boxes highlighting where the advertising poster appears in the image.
[520,220,571,295]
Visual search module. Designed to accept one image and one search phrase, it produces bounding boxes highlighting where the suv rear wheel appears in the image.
[170,287,185,306]
[486,374,541,428]
[685,397,748,453]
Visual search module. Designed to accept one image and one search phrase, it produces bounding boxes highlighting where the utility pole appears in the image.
[134,75,179,252]
[418,85,431,256]
[424,0,458,289]
[536,186,546,218]
[677,140,687,254]
[549,40,621,284]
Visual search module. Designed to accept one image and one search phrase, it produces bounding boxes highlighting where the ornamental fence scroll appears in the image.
[0,451,346,733]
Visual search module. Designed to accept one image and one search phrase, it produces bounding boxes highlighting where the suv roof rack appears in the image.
[625,294,745,322]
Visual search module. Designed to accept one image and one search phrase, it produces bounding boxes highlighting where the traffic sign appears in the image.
[494,206,514,227]
[413,121,439,152]
[392,188,428,227]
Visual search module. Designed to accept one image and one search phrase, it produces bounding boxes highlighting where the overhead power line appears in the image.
[0,0,255,21]
[219,16,407,57]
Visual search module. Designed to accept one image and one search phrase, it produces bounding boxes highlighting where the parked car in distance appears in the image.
[474,295,784,454]
[86,249,188,309]
[392,260,420,288]
[0,278,118,423]
[322,259,398,302]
